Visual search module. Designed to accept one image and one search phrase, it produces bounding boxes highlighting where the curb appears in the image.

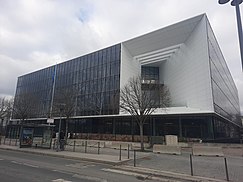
[115,165,227,182]
[0,146,130,165]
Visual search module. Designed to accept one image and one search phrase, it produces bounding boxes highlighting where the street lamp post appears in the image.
[56,104,65,152]
[218,0,243,71]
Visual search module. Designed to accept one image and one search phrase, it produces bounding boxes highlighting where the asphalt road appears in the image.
[0,149,158,182]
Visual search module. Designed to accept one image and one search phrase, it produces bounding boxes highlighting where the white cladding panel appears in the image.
[163,16,213,111]
[123,14,204,57]
[120,15,216,113]
[120,44,140,88]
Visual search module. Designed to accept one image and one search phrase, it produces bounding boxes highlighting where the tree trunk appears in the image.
[65,119,68,143]
[139,123,144,151]
[0,118,3,136]
[19,119,24,147]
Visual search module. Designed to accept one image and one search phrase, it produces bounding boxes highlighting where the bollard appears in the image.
[53,140,56,150]
[98,142,100,154]
[56,139,59,152]
[224,157,229,181]
[3,137,6,144]
[55,139,57,150]
[9,138,12,145]
[73,141,76,152]
[15,139,18,146]
[127,144,130,159]
[85,140,87,153]
[35,144,37,148]
[0,136,1,145]
[119,144,122,161]
[190,154,194,176]
[134,150,136,167]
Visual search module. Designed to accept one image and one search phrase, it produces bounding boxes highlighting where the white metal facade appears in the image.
[120,14,241,127]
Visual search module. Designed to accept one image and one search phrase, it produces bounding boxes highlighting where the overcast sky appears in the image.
[0,0,243,113]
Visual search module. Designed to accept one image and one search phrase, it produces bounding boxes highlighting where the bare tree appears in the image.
[0,98,8,124]
[86,93,104,115]
[11,93,37,142]
[85,78,107,115]
[53,88,77,142]
[0,97,13,135]
[12,94,37,122]
[87,89,120,116]
[109,90,120,115]
[120,76,171,151]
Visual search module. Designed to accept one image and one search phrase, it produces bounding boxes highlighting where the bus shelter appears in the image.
[5,124,55,149]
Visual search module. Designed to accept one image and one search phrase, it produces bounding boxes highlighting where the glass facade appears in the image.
[54,115,214,140]
[153,115,213,139]
[207,21,241,127]
[14,44,121,118]
[213,116,239,139]
[141,66,159,83]
[15,66,56,118]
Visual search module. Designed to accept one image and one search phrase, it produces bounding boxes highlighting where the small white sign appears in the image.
[47,118,54,124]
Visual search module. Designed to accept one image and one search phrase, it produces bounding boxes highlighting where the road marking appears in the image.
[52,170,73,176]
[0,159,3,160]
[72,174,107,182]
[23,163,39,168]
[52,179,72,182]
[101,168,178,182]
[102,168,148,178]
[11,161,22,165]
[66,163,95,169]
[11,161,39,168]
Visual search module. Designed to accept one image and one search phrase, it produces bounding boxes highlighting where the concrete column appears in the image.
[179,117,182,138]
[150,117,153,136]
[112,118,116,135]
[209,116,215,140]
[200,123,203,138]
[152,118,156,136]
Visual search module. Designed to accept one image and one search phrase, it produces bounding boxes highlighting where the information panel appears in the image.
[20,128,34,147]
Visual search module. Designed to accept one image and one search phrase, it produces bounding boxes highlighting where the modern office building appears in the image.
[9,14,242,142]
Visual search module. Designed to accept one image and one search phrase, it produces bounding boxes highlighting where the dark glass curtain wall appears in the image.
[14,44,121,118]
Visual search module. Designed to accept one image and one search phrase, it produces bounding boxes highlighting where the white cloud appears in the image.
[1,0,243,114]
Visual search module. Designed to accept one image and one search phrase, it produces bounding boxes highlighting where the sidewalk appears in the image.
[125,151,243,182]
[0,144,229,182]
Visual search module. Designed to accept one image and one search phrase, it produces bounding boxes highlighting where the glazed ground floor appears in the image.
[5,113,242,143]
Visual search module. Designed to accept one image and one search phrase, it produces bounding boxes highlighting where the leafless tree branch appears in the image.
[120,76,171,150]
[12,94,37,122]
[53,87,77,141]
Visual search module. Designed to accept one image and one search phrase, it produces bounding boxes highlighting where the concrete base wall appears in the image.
[192,146,224,156]
[153,144,181,155]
